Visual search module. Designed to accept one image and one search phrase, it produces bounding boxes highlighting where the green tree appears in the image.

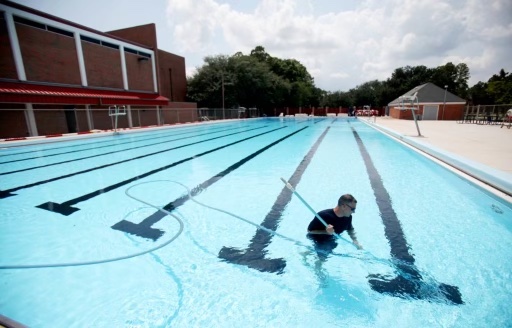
[454,63,470,99]
[383,65,433,104]
[430,62,470,99]
[319,91,353,108]
[487,69,512,104]
[468,81,491,105]
[250,45,271,63]
[187,46,318,112]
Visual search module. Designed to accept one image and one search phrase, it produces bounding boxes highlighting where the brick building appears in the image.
[388,83,466,120]
[0,0,197,139]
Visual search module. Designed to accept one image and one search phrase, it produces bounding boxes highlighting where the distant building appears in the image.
[0,0,196,138]
[388,83,466,120]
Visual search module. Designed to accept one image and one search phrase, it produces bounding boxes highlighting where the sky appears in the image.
[11,0,512,92]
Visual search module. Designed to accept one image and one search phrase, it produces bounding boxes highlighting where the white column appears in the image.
[127,105,133,128]
[86,105,93,130]
[119,45,129,90]
[4,11,26,80]
[156,106,161,125]
[74,32,88,86]
[151,54,158,92]
[24,104,38,136]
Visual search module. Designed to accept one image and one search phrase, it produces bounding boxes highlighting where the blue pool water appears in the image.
[1,118,511,327]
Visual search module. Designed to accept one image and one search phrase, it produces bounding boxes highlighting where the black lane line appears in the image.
[351,127,463,305]
[35,126,291,215]
[0,125,243,165]
[0,126,270,199]
[0,122,236,159]
[218,126,330,274]
[111,126,309,242]
[0,126,260,175]
[0,126,195,159]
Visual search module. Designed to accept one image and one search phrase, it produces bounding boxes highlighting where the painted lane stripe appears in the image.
[0,126,270,199]
[218,126,330,273]
[34,126,291,215]
[0,123,214,158]
[0,126,265,175]
[0,124,243,165]
[0,121,238,158]
[111,126,309,240]
[351,127,463,305]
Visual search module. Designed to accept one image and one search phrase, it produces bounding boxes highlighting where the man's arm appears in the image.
[308,224,335,235]
[347,229,363,250]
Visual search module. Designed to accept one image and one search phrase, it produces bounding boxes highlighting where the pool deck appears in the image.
[363,116,512,198]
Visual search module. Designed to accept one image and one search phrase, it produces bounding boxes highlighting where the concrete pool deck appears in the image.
[363,116,512,198]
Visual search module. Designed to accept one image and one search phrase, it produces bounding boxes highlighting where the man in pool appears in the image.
[307,194,363,260]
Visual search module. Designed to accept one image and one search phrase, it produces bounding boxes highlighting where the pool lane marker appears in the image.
[0,121,235,159]
[0,124,242,165]
[33,126,287,216]
[218,126,330,274]
[111,126,310,241]
[351,127,463,305]
[0,126,268,200]
[0,125,260,175]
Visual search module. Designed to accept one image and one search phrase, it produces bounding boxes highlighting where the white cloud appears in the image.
[166,0,512,91]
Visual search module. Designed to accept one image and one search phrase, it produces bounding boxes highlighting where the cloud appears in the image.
[166,0,512,91]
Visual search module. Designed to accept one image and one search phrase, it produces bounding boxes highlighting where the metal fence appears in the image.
[196,107,260,121]
[0,106,264,139]
[459,104,512,124]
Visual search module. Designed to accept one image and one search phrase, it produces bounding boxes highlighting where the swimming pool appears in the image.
[1,118,511,327]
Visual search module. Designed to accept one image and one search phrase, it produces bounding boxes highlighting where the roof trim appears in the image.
[0,81,169,106]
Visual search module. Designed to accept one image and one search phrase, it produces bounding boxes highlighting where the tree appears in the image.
[250,45,271,63]
[454,63,470,99]
[468,81,491,105]
[319,91,353,108]
[383,65,433,104]
[487,69,512,104]
[186,55,234,108]
[187,46,318,111]
[430,62,470,99]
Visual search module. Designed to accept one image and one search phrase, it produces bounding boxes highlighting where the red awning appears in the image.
[0,81,169,106]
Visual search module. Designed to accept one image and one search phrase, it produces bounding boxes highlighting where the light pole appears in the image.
[221,74,225,119]
[221,73,233,120]
[442,85,447,120]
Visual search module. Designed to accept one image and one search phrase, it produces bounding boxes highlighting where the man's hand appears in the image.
[325,224,335,235]
[353,240,364,250]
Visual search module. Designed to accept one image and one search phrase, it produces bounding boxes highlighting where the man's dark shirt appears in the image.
[307,208,353,242]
